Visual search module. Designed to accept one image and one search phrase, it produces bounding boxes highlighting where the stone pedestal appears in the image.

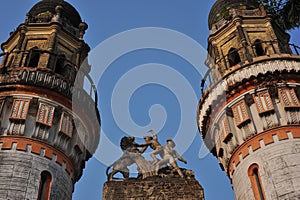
[103,177,204,200]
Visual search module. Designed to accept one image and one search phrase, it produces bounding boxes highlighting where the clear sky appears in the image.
[0,1,299,200]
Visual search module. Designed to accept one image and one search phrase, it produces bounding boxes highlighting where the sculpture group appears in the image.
[106,130,187,181]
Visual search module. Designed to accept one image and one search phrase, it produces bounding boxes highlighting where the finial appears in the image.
[55,5,63,13]
[52,5,63,23]
[79,22,88,39]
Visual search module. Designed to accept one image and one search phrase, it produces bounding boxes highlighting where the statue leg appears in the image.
[169,158,184,178]
[151,147,163,164]
[108,169,118,181]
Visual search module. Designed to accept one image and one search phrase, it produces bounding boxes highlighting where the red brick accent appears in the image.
[263,134,274,145]
[0,136,74,181]
[293,131,300,138]
[44,149,53,160]
[228,126,300,178]
[240,146,250,159]
[277,131,289,141]
[16,140,27,151]
[1,139,13,150]
[251,140,260,152]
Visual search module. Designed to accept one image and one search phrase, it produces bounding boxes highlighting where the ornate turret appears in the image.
[0,0,100,199]
[198,0,300,199]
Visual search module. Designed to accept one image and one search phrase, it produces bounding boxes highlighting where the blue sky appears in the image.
[0,1,299,200]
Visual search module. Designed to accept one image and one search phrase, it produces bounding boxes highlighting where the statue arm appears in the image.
[139,145,148,154]
[136,141,151,153]
[173,150,187,164]
[135,142,149,147]
[177,156,187,164]
[150,129,158,141]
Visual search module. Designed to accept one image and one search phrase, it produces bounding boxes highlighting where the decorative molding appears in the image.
[0,136,75,181]
[59,112,73,138]
[36,102,55,126]
[232,100,250,127]
[253,90,274,114]
[198,59,300,135]
[10,98,30,120]
[227,126,300,178]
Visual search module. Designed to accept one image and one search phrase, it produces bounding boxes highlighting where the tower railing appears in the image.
[201,42,300,95]
[0,50,98,104]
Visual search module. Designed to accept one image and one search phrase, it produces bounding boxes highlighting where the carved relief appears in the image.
[7,99,30,136]
[36,102,55,126]
[0,99,5,119]
[33,103,55,141]
[59,112,73,138]
[278,88,300,108]
[232,100,256,139]
[219,114,231,143]
[213,129,221,156]
[26,39,47,50]
[33,124,49,141]
[232,100,250,127]
[53,112,73,152]
[253,90,279,129]
[278,88,300,124]
[10,99,30,120]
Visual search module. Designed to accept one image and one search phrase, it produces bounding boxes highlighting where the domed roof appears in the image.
[28,0,82,27]
[208,0,259,29]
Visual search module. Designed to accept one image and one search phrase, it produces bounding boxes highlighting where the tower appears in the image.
[198,0,300,199]
[0,0,100,199]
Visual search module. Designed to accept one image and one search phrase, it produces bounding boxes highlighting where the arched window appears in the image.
[228,48,241,67]
[64,64,75,82]
[38,171,52,200]
[55,55,65,75]
[248,164,265,200]
[254,39,265,56]
[27,47,40,67]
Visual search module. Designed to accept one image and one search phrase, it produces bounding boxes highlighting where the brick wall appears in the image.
[232,139,300,200]
[0,150,73,200]
[103,177,204,200]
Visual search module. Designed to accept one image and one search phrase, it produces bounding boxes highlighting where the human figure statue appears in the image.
[154,138,187,178]
[106,136,156,181]
[140,129,164,163]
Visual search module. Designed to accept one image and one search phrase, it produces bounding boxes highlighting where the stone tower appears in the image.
[198,0,300,199]
[0,0,100,199]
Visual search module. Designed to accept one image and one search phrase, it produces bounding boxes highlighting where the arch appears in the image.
[228,48,241,67]
[64,64,76,82]
[254,39,265,56]
[27,47,40,67]
[248,164,266,200]
[55,54,66,75]
[38,171,52,200]
[218,148,224,157]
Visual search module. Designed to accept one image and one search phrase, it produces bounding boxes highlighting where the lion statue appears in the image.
[106,136,156,181]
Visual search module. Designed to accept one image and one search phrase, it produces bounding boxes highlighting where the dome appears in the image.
[28,0,82,27]
[208,0,259,29]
